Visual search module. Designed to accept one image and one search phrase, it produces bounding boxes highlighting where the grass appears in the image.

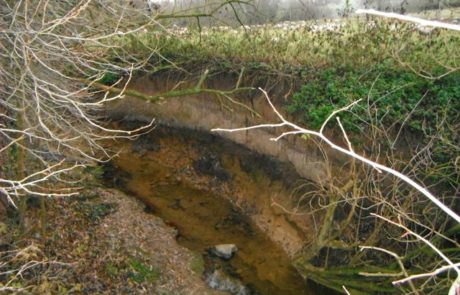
[129,258,161,284]
[106,16,460,73]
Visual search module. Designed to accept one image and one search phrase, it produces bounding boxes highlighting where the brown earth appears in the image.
[0,188,224,294]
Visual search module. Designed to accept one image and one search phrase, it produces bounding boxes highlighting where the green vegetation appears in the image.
[108,17,459,73]
[287,67,460,131]
[129,258,161,284]
[106,19,459,191]
[287,66,459,191]
[190,253,205,275]
[98,72,121,85]
[76,202,118,223]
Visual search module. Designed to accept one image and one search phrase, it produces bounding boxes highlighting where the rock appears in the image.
[208,244,238,260]
[206,269,250,295]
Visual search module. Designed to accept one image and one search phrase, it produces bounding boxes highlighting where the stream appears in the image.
[105,125,335,295]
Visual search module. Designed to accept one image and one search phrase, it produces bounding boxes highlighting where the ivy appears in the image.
[288,67,460,135]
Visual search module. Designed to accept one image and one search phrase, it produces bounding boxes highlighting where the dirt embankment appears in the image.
[103,72,351,266]
[109,126,314,257]
[105,73,348,184]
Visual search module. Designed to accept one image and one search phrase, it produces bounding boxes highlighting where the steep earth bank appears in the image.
[105,73,349,183]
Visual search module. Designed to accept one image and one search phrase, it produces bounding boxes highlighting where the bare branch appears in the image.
[372,213,460,290]
[356,9,460,32]
[212,88,460,224]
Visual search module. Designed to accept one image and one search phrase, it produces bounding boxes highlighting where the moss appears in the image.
[129,259,160,284]
[190,253,205,275]
[74,201,118,224]
[105,262,120,278]
[98,72,120,85]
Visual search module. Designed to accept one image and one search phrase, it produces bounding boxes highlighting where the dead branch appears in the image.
[212,88,460,224]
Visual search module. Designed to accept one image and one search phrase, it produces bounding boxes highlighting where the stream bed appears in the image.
[105,125,334,295]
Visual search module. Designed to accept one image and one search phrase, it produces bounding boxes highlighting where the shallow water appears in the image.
[108,127,328,294]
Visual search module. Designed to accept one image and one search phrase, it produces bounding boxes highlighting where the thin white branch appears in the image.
[320,99,361,134]
[213,122,285,133]
[336,117,354,153]
[356,9,460,31]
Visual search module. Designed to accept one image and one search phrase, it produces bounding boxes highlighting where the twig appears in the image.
[372,213,460,291]
[359,246,419,295]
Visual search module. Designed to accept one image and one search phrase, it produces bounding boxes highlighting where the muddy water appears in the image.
[108,126,325,295]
